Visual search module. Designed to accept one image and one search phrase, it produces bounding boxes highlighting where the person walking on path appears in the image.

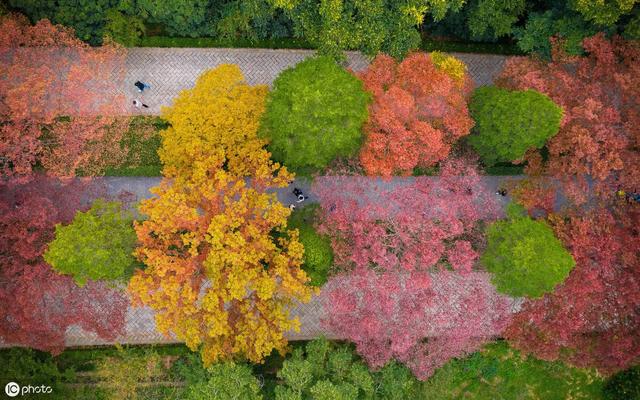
[496,188,508,196]
[293,188,308,203]
[133,99,149,109]
[134,81,151,92]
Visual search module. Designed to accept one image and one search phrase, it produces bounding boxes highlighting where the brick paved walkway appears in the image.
[124,48,506,115]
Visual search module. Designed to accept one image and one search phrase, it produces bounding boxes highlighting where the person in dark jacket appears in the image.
[134,81,151,92]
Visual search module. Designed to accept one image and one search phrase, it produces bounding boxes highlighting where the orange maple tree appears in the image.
[0,13,127,179]
[357,52,474,176]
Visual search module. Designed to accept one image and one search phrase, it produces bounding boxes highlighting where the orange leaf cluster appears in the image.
[357,52,474,176]
[0,13,127,179]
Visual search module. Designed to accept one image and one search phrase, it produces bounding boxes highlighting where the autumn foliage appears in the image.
[315,157,510,380]
[128,65,313,366]
[357,52,474,176]
[158,65,277,184]
[322,269,513,380]
[0,13,127,179]
[506,208,640,374]
[496,34,640,204]
[313,158,501,274]
[0,178,127,353]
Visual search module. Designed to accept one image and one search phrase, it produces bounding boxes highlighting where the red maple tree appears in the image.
[496,34,640,204]
[313,157,500,274]
[0,13,127,180]
[505,207,640,374]
[0,177,127,353]
[322,269,513,380]
[356,53,474,176]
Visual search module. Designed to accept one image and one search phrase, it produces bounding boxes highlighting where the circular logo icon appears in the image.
[5,382,20,397]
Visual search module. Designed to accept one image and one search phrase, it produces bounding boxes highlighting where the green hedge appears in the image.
[420,37,524,55]
[138,35,524,55]
[138,36,314,49]
[287,204,333,287]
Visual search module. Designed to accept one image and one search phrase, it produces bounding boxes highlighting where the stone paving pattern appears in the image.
[125,48,506,115]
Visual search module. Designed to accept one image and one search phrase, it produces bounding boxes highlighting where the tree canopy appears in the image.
[481,203,575,298]
[357,52,474,176]
[184,363,263,400]
[44,199,137,286]
[496,34,640,204]
[129,65,314,366]
[259,56,370,173]
[468,86,563,166]
[0,178,127,353]
[506,208,640,374]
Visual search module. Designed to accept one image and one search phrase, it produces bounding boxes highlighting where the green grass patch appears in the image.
[103,116,164,177]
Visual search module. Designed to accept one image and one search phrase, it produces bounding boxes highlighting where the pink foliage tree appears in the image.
[313,157,501,274]
[322,269,513,380]
[0,177,127,353]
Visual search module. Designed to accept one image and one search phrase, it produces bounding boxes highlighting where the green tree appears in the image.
[104,8,145,46]
[514,9,600,59]
[271,0,464,60]
[259,56,369,173]
[8,0,121,44]
[570,0,639,25]
[184,362,263,400]
[275,338,419,399]
[275,338,375,400]
[481,203,575,298]
[468,86,563,166]
[603,365,640,400]
[467,0,526,39]
[0,348,74,399]
[287,205,333,287]
[421,341,604,399]
[95,347,163,400]
[375,361,421,400]
[44,199,137,286]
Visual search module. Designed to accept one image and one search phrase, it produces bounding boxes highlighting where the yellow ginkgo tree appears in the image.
[128,65,313,366]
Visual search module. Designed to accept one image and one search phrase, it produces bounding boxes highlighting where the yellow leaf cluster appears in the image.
[430,51,467,86]
[128,65,313,366]
[158,64,292,186]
